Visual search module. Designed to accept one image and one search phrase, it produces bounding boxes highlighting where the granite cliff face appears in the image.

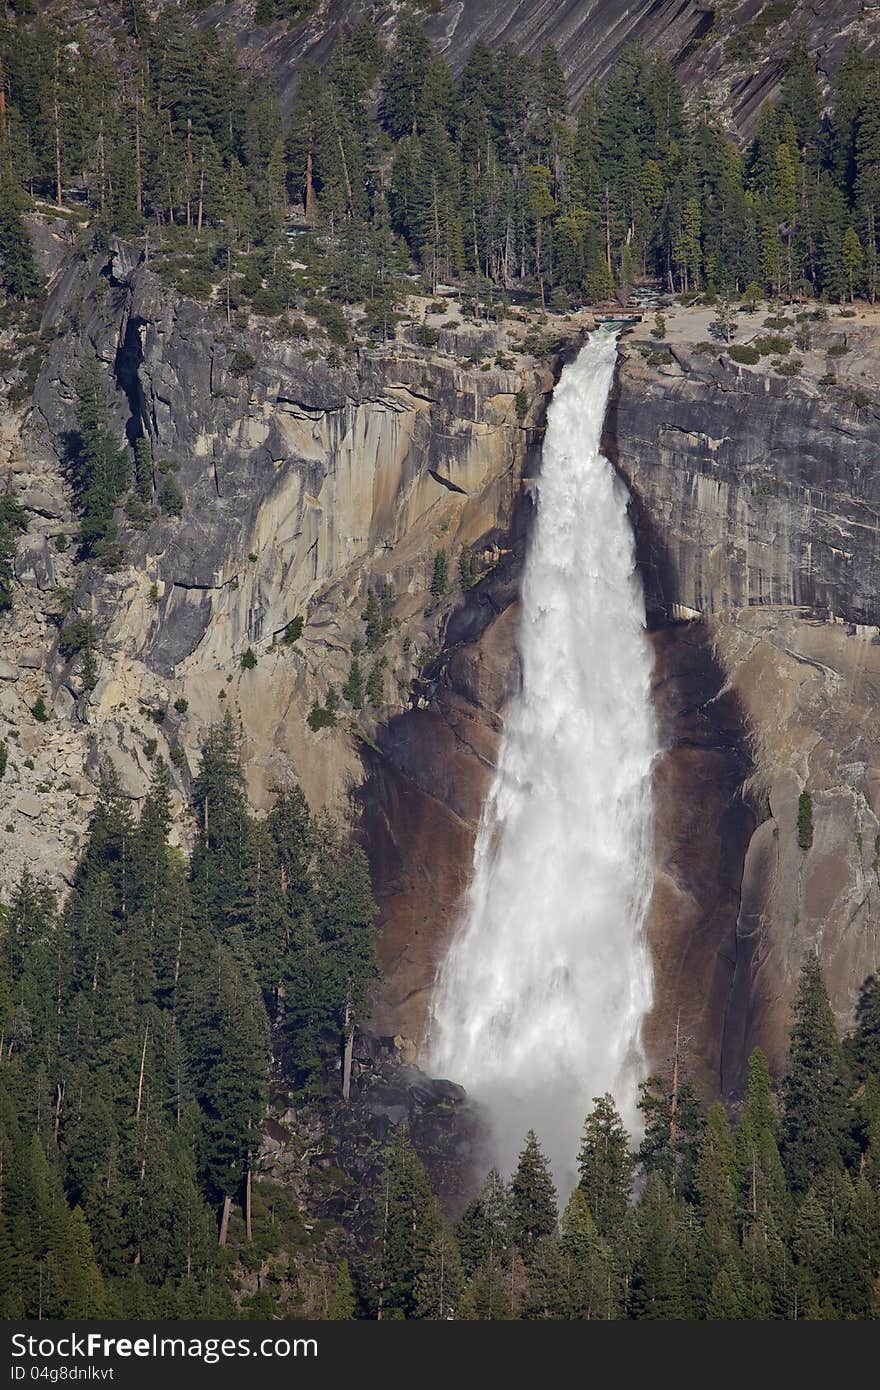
[206,0,879,138]
[0,234,562,1017]
[5,229,880,1103]
[610,317,880,1093]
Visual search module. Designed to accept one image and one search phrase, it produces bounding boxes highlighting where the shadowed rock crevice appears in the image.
[113,313,150,450]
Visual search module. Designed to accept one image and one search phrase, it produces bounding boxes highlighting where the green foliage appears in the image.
[65,362,129,566]
[0,713,381,1315]
[578,1094,635,1238]
[783,956,851,1192]
[366,657,386,708]
[307,684,338,731]
[429,549,448,603]
[158,475,184,517]
[754,334,791,355]
[342,657,364,709]
[327,1260,356,1319]
[741,283,763,312]
[229,349,257,377]
[310,299,348,346]
[0,10,879,319]
[240,647,257,670]
[361,584,394,652]
[458,545,483,590]
[729,344,761,364]
[31,695,49,723]
[510,1131,557,1261]
[0,488,28,613]
[0,172,40,300]
[283,615,304,645]
[58,617,97,660]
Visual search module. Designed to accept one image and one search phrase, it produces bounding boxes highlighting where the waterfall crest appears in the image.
[426,328,657,1193]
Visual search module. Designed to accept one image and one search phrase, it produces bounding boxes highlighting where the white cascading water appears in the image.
[426,327,657,1195]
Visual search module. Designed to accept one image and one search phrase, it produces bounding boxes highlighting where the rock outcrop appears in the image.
[0,238,569,1007]
[611,316,880,1093]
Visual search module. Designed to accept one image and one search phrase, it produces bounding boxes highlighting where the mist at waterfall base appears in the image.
[427,328,657,1197]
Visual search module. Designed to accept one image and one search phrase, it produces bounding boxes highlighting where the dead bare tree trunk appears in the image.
[669,1009,681,1199]
[134,90,143,218]
[53,70,63,207]
[135,1024,149,1120]
[53,1083,63,1144]
[197,163,205,236]
[342,987,354,1102]
[218,1194,232,1247]
[336,131,354,216]
[0,53,8,147]
[305,109,315,226]
[185,116,193,225]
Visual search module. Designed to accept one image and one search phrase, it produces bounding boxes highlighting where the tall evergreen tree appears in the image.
[577,1093,635,1238]
[782,955,851,1192]
[510,1131,557,1261]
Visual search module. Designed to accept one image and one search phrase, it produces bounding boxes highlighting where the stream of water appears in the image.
[427,328,657,1193]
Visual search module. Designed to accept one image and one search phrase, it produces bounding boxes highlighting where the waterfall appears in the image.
[426,327,657,1195]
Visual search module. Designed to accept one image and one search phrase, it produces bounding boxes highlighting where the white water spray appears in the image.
[427,328,657,1195]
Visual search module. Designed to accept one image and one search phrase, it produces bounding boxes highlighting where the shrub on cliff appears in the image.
[729,344,760,365]
[754,334,791,356]
[0,489,28,613]
[307,702,336,731]
[343,657,364,709]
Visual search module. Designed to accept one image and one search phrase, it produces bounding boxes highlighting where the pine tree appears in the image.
[382,14,433,140]
[560,1186,617,1319]
[327,1259,356,1319]
[510,1131,557,1261]
[65,361,129,567]
[456,1168,512,1277]
[377,1123,440,1318]
[0,488,27,614]
[628,1174,684,1319]
[430,549,448,603]
[842,225,864,300]
[342,657,364,709]
[577,1093,635,1238]
[413,1224,462,1319]
[734,1048,788,1243]
[0,171,40,300]
[782,955,851,1192]
[849,973,880,1082]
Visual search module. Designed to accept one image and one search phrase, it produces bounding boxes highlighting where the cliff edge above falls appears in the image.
[610,306,880,1094]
